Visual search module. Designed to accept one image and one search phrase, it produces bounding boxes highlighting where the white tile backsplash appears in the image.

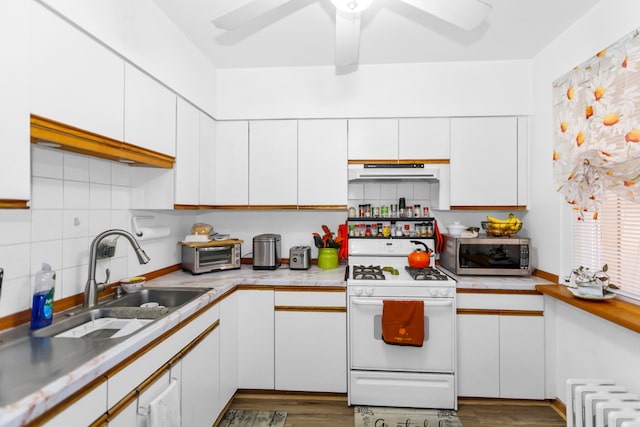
[348,182,435,214]
[63,180,90,209]
[63,152,90,182]
[0,210,31,245]
[0,147,190,321]
[90,183,111,209]
[31,210,63,242]
[62,210,90,238]
[31,146,63,179]
[31,177,64,209]
[62,236,89,269]
[89,158,111,184]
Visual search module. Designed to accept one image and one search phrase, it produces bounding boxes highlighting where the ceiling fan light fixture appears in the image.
[331,0,374,13]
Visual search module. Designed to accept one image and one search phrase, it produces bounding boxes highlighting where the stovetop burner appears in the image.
[405,266,451,281]
[352,265,385,280]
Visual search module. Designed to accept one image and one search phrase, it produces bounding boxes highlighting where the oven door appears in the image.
[349,296,455,373]
[197,245,234,270]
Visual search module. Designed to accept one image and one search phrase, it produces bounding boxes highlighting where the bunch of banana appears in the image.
[486,213,522,235]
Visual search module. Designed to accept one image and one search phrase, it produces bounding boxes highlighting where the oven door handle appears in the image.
[351,298,453,307]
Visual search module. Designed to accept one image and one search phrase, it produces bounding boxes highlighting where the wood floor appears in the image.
[223,391,566,427]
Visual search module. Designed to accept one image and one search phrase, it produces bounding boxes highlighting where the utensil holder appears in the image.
[318,248,338,269]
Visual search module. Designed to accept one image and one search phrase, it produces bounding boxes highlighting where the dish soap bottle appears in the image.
[31,263,56,330]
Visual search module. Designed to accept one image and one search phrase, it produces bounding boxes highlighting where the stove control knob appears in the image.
[354,288,363,296]
[366,288,374,296]
[428,288,438,297]
[439,288,451,297]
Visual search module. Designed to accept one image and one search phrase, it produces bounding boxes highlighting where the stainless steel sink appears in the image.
[101,287,210,309]
[30,287,210,339]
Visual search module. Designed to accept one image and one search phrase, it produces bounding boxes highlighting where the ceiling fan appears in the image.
[212,0,492,68]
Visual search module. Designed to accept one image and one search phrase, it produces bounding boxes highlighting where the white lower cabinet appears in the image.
[237,289,275,389]
[219,292,239,408]
[182,326,221,427]
[107,365,182,427]
[456,293,545,399]
[274,291,347,393]
[44,382,108,427]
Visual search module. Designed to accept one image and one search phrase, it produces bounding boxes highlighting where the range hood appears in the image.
[348,163,442,182]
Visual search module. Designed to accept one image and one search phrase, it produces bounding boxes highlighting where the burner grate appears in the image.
[405,266,450,281]
[352,265,385,280]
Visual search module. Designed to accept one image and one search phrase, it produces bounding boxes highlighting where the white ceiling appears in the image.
[152,0,600,69]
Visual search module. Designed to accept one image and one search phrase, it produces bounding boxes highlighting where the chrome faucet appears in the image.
[84,229,150,308]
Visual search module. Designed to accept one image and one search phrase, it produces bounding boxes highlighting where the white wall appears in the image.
[529,0,640,402]
[216,60,531,119]
[38,0,217,117]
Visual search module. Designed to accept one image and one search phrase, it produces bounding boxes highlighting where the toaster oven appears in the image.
[181,241,242,274]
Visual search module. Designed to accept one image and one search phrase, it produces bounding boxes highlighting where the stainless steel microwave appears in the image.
[439,234,532,276]
[181,242,241,274]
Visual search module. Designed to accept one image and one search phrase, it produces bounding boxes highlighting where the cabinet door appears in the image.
[275,310,347,392]
[219,292,239,408]
[450,117,518,206]
[174,98,200,206]
[249,120,298,206]
[499,315,545,399]
[456,314,500,398]
[108,367,181,427]
[298,119,347,206]
[347,119,398,160]
[182,327,221,427]
[399,118,450,160]
[215,121,249,206]
[124,64,176,156]
[44,382,107,427]
[0,0,29,203]
[30,2,124,141]
[199,114,216,206]
[237,290,274,389]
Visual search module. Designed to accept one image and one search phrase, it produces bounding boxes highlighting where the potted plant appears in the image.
[569,264,610,297]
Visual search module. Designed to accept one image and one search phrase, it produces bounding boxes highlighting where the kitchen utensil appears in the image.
[408,240,433,268]
[0,267,3,298]
[191,223,213,236]
[313,234,324,248]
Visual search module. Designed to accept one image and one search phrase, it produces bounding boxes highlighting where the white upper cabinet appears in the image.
[124,64,176,156]
[174,98,200,206]
[216,121,249,206]
[199,114,216,206]
[30,2,124,141]
[398,118,450,160]
[298,119,348,207]
[348,119,398,160]
[249,120,298,206]
[0,0,30,203]
[450,116,522,207]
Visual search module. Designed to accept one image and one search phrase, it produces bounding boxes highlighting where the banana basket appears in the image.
[481,220,522,237]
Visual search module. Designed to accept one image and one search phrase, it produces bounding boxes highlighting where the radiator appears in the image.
[567,379,640,427]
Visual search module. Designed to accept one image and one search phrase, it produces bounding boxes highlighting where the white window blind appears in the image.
[574,191,640,296]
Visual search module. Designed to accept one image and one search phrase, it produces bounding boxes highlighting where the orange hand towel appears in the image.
[381,300,424,347]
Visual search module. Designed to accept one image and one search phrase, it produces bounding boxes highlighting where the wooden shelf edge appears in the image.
[536,284,640,334]
[30,114,175,169]
[0,199,29,209]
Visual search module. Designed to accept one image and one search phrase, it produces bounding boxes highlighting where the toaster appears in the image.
[289,246,311,270]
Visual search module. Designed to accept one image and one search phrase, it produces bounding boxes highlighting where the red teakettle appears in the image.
[408,240,433,269]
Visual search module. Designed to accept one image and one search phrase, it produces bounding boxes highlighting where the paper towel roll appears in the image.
[136,226,170,241]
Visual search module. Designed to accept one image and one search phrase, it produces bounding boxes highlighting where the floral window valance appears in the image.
[553,27,640,219]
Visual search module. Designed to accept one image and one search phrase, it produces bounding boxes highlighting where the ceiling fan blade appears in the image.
[335,10,362,67]
[212,0,294,30]
[398,0,492,31]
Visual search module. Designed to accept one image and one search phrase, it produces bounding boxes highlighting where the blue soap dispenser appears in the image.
[31,263,56,330]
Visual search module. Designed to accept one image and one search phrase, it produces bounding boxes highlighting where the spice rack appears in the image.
[347,217,435,239]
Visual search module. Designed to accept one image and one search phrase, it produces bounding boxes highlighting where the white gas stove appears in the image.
[347,236,458,410]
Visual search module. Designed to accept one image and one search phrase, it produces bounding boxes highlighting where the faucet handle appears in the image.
[97,268,111,293]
